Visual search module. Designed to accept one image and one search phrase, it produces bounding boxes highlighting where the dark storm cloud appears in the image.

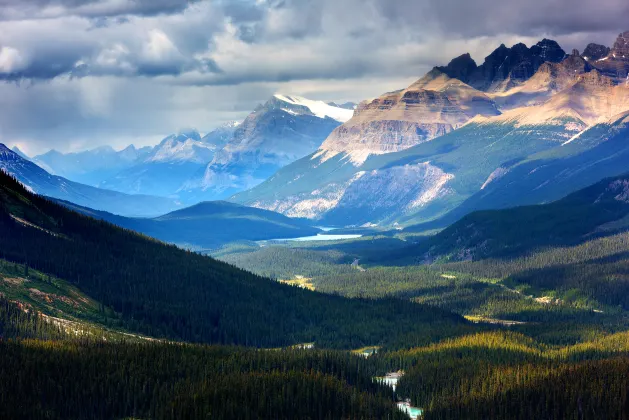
[5,0,626,83]
[0,0,203,19]
[373,0,629,38]
[2,0,629,153]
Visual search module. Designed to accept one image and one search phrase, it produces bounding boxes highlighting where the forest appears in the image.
[0,170,472,350]
[4,168,629,419]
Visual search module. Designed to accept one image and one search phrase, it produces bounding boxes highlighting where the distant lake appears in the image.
[260,233,363,243]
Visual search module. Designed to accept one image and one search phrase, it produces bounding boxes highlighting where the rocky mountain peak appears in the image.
[0,144,22,162]
[531,39,566,62]
[442,39,566,92]
[612,31,629,57]
[586,32,629,81]
[436,53,478,82]
[176,129,202,142]
[582,43,610,61]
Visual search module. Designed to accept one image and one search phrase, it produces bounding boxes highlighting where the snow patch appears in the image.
[481,167,510,190]
[274,94,354,122]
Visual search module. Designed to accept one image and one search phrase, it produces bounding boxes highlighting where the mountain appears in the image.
[98,94,347,204]
[314,70,500,165]
[589,31,629,81]
[488,53,593,110]
[0,144,180,217]
[231,100,580,224]
[401,173,629,262]
[582,43,610,61]
[33,144,152,186]
[233,33,629,228]
[327,101,357,110]
[59,199,321,249]
[144,129,222,164]
[27,95,347,205]
[98,126,236,197]
[179,95,352,202]
[438,39,566,92]
[413,109,629,231]
[10,146,29,160]
[0,167,468,349]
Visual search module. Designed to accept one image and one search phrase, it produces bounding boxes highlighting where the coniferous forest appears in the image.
[3,169,629,419]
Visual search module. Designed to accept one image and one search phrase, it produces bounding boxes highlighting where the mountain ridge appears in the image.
[232,32,629,228]
[0,144,180,217]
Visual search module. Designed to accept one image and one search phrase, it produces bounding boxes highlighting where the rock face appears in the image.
[438,39,566,92]
[436,53,478,83]
[582,43,610,61]
[489,55,593,110]
[590,32,629,81]
[612,31,629,57]
[316,70,500,165]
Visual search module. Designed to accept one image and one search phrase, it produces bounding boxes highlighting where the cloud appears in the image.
[0,46,26,73]
[0,0,628,153]
[0,0,203,20]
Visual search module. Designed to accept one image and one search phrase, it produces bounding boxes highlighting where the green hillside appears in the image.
[413,111,629,232]
[0,170,470,349]
[59,199,320,250]
[395,173,629,262]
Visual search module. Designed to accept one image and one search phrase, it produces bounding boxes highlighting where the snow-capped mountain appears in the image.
[0,144,180,217]
[99,125,237,197]
[231,32,629,228]
[177,95,352,202]
[145,130,216,164]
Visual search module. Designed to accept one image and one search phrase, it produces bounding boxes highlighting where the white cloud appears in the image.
[143,29,179,61]
[0,46,27,73]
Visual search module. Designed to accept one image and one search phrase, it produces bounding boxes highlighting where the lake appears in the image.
[262,233,363,243]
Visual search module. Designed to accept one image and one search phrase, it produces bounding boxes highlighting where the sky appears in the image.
[0,0,628,155]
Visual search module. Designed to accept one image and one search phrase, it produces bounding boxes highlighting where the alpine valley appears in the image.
[4,24,629,420]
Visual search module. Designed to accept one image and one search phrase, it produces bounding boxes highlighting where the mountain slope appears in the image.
[0,144,180,217]
[59,199,321,249]
[404,173,629,262]
[419,109,629,230]
[0,168,469,349]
